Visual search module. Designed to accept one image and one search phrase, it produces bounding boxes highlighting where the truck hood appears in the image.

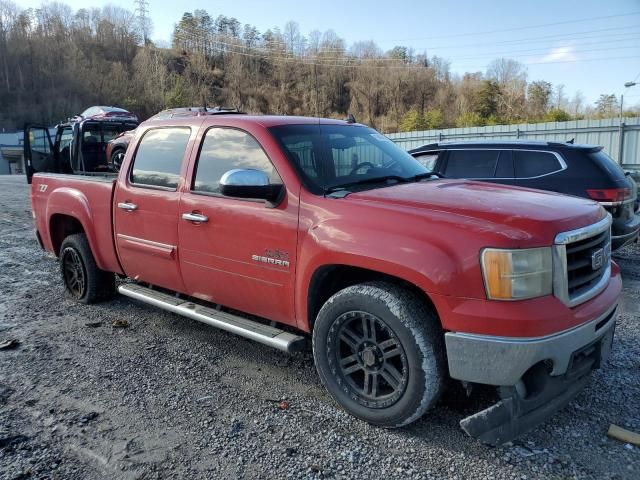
[347,179,605,244]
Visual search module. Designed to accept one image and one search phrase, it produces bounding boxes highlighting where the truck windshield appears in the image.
[269,124,429,193]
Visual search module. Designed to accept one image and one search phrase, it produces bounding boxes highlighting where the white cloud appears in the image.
[540,46,577,63]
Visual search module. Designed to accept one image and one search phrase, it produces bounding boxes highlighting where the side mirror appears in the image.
[219,169,283,204]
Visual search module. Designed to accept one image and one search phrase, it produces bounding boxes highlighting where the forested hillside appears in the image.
[0,1,636,131]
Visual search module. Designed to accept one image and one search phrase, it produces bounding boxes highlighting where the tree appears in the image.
[455,112,483,127]
[473,80,500,119]
[544,108,571,122]
[399,110,425,132]
[595,94,619,118]
[527,80,552,120]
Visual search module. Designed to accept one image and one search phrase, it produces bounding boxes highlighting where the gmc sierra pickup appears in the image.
[28,113,621,445]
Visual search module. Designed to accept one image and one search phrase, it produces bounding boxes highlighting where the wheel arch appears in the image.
[305,264,439,333]
[49,213,85,256]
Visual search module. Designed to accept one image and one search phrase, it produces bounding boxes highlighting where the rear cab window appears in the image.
[130,127,191,189]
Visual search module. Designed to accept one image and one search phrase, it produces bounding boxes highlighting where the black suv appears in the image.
[409,141,639,250]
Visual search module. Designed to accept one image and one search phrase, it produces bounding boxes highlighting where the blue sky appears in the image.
[21,0,640,107]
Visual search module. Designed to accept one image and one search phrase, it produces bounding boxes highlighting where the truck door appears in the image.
[114,126,194,292]
[177,126,299,326]
[24,125,55,183]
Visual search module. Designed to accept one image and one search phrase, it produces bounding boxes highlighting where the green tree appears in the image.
[544,108,572,122]
[472,80,500,120]
[455,112,483,127]
[399,109,426,132]
[423,109,443,129]
[527,80,552,120]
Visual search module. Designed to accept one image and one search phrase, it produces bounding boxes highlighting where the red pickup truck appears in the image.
[27,114,621,445]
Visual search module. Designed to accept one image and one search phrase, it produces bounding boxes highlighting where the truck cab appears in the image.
[24,106,138,183]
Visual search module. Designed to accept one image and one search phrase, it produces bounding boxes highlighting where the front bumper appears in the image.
[444,302,617,386]
[443,294,618,445]
[460,319,614,445]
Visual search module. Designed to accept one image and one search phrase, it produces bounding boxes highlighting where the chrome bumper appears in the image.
[444,303,617,386]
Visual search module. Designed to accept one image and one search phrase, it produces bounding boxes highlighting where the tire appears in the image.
[109,148,126,172]
[59,233,115,304]
[312,282,446,428]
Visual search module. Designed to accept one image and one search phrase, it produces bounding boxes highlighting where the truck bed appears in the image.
[31,173,123,274]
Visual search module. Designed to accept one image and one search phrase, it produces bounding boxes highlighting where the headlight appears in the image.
[481,247,552,300]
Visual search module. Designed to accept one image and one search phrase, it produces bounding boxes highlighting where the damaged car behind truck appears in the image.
[25,113,621,445]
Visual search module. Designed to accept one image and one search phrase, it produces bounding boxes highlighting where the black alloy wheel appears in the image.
[62,247,87,298]
[329,311,408,408]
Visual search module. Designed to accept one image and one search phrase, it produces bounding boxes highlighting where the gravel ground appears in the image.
[0,174,638,480]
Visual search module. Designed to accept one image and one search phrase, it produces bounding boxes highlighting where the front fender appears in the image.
[295,217,466,330]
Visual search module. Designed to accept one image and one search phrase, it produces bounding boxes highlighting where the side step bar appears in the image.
[118,283,306,354]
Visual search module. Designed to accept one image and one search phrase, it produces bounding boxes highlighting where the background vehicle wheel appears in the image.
[110,148,126,172]
[312,282,446,428]
[60,233,115,304]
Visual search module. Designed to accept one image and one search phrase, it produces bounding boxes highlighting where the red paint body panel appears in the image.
[31,175,123,275]
[30,114,619,342]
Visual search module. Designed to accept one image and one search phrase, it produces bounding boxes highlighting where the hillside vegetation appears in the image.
[0,1,635,131]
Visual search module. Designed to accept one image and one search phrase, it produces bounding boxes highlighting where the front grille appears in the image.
[566,229,609,298]
[554,216,612,307]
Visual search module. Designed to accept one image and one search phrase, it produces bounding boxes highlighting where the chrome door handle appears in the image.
[182,212,208,223]
[118,202,138,211]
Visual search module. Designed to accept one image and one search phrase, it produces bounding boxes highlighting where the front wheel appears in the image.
[60,234,115,304]
[312,282,446,427]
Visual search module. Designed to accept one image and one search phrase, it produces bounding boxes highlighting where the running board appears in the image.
[118,283,306,354]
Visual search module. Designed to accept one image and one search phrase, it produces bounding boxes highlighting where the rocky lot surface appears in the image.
[0,174,638,479]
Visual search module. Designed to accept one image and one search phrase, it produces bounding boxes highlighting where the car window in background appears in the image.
[414,152,439,171]
[494,150,514,178]
[589,150,628,180]
[130,127,191,189]
[444,150,500,178]
[82,127,101,145]
[192,128,281,194]
[513,151,562,178]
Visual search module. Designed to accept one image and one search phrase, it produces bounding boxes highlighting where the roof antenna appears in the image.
[345,113,356,124]
[567,138,575,144]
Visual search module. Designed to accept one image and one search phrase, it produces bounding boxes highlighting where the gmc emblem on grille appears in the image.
[591,248,605,270]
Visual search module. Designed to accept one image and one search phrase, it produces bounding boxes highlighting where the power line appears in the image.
[175,30,640,67]
[172,34,640,71]
[377,11,640,42]
[174,25,640,63]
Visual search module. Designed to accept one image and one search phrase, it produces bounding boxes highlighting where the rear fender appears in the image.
[45,187,106,269]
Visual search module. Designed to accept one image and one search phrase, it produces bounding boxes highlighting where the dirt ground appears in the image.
[0,174,639,479]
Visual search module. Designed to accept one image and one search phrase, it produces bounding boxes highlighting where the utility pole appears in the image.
[619,81,638,165]
[135,0,150,45]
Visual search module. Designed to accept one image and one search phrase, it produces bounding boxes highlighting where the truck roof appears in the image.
[142,114,366,128]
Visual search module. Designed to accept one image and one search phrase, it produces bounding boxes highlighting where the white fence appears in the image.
[386,117,640,166]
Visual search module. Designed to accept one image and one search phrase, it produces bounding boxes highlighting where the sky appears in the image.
[19,0,640,107]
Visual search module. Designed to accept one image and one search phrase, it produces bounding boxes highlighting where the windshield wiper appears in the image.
[410,171,445,180]
[325,175,409,194]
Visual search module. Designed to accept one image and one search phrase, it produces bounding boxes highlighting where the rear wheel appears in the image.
[60,234,115,304]
[312,282,446,427]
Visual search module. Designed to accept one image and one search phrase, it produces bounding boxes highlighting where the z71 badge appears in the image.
[251,249,290,268]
